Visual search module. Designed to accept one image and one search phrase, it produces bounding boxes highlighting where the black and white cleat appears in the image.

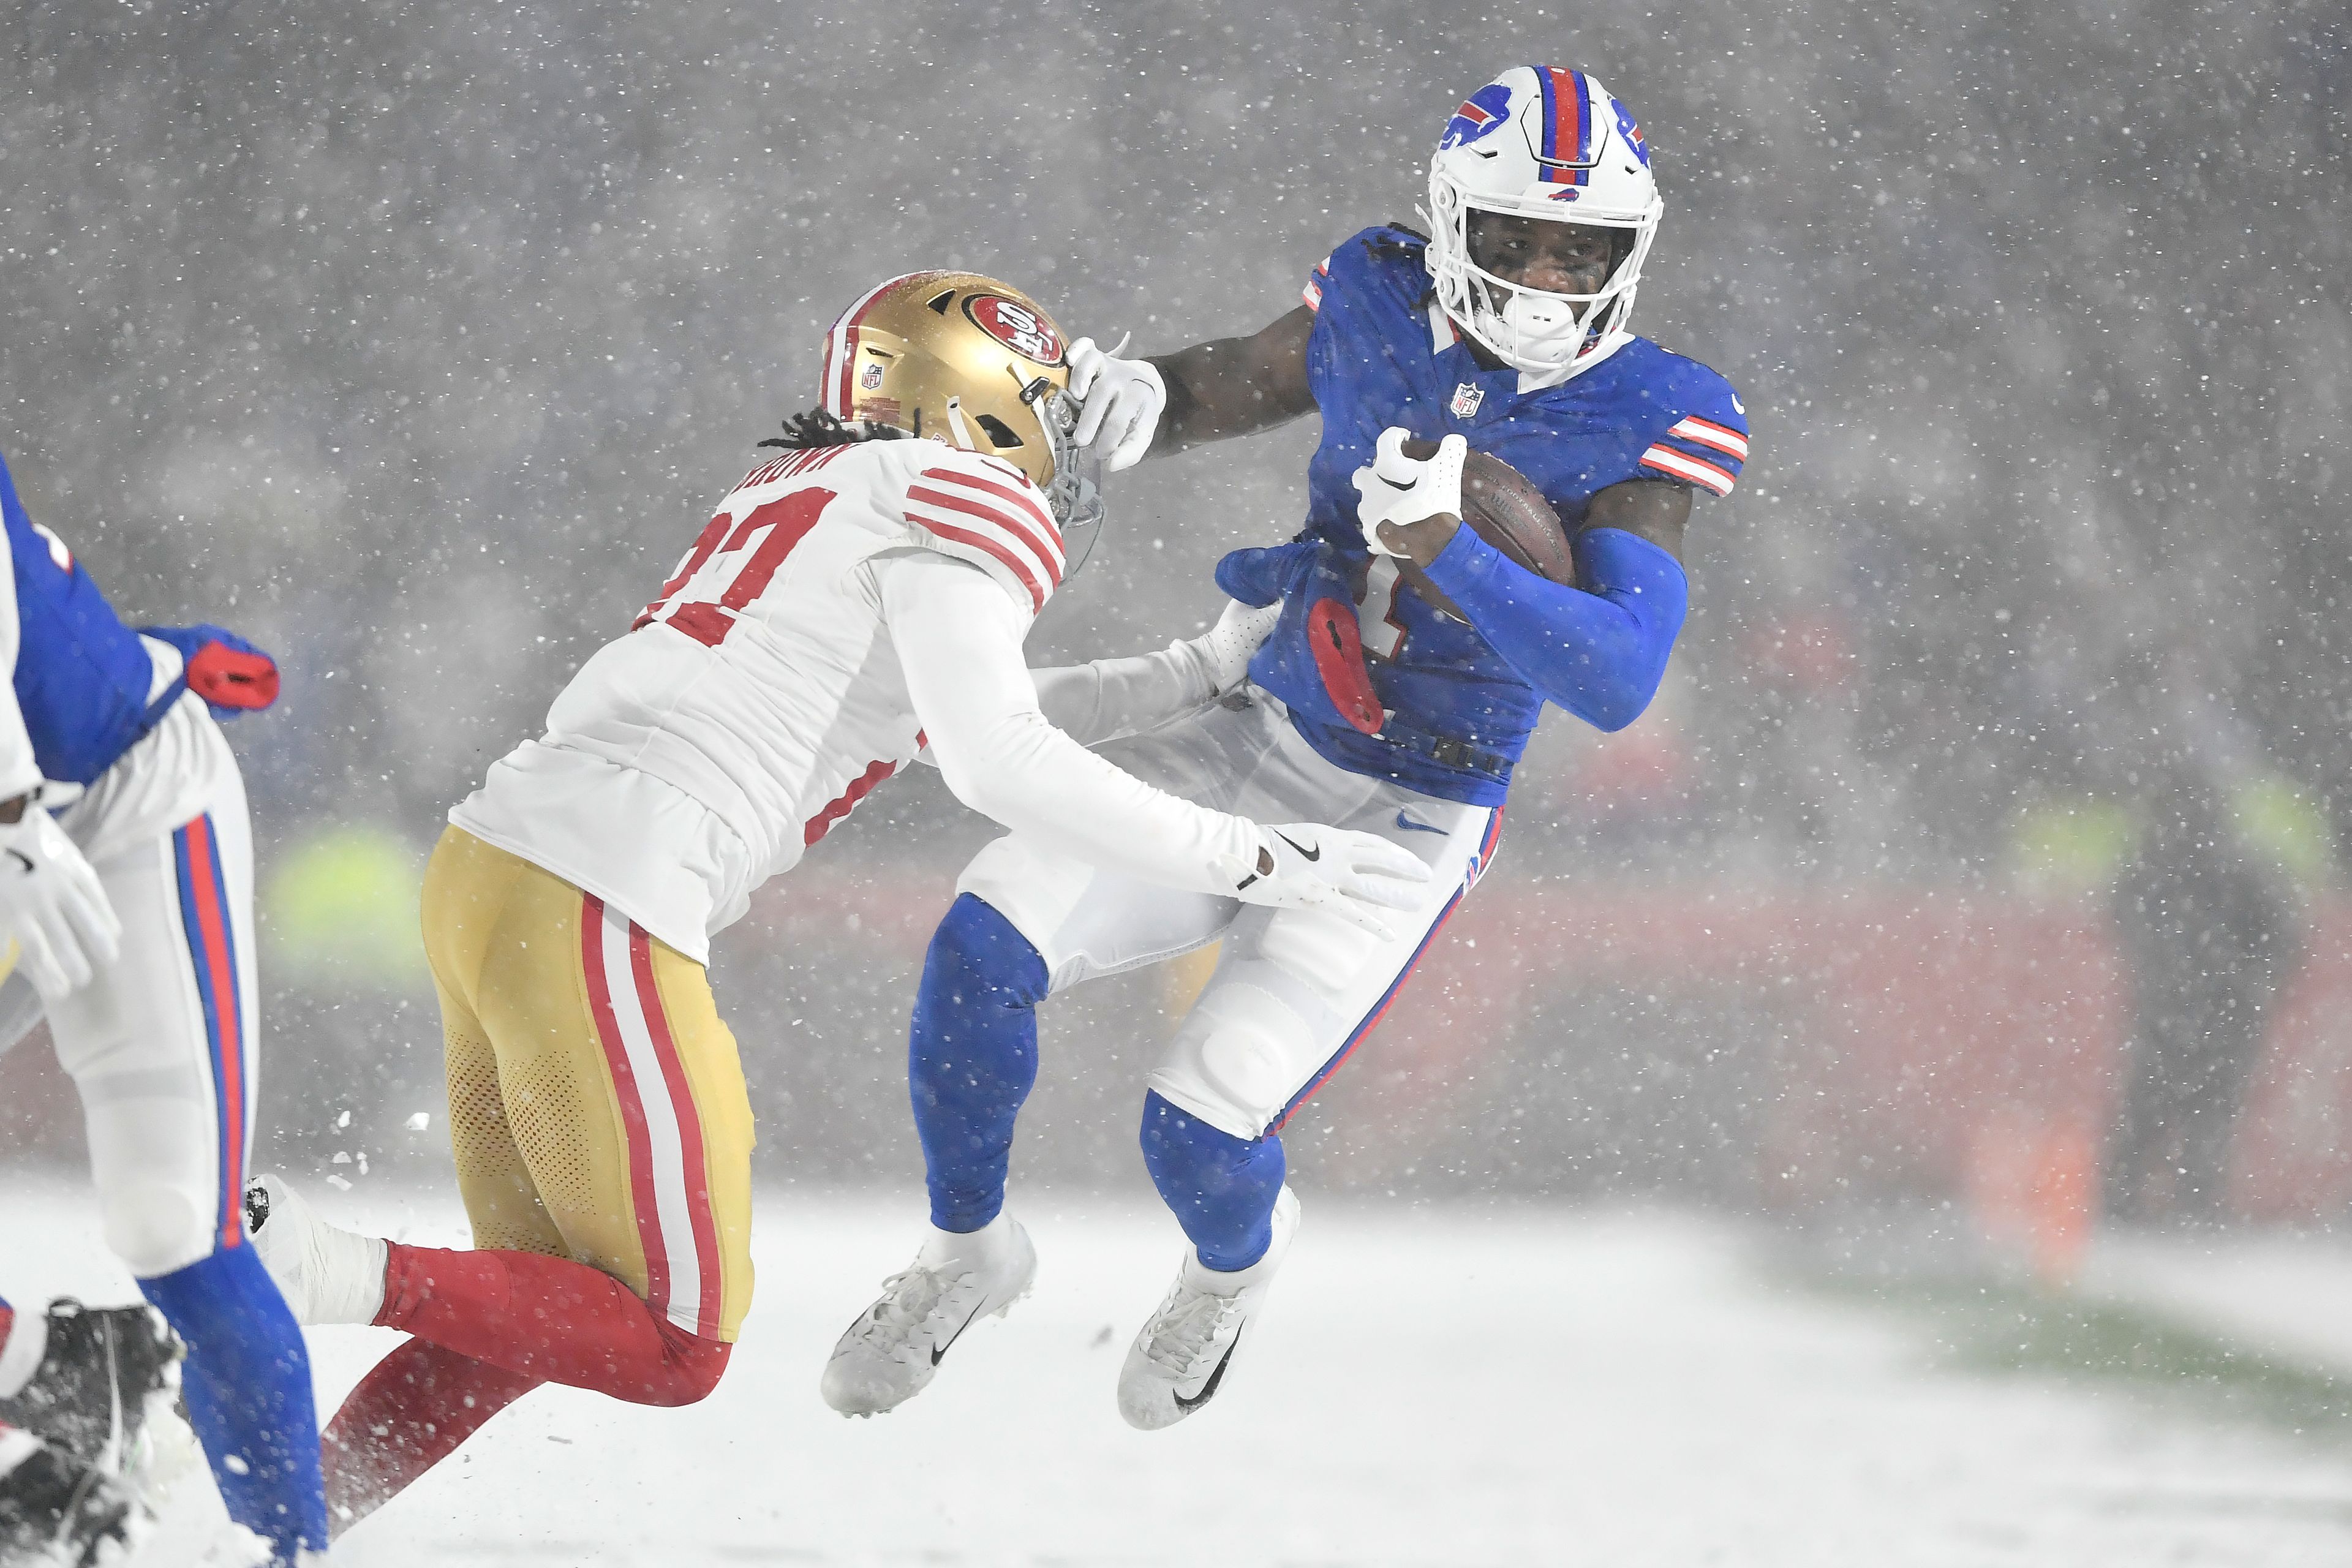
[0,1300,185,1479]
[0,1428,151,1567]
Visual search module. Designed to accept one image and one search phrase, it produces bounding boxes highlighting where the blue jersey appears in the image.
[1246,225,1748,805]
[1,450,176,787]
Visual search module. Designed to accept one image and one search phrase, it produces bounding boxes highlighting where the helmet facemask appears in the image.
[1428,175,1659,375]
[1022,374,1106,575]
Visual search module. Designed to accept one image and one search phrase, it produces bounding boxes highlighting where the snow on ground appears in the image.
[2084,1229,2352,1381]
[8,1180,2352,1567]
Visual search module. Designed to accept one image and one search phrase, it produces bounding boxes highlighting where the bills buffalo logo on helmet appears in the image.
[1439,82,1514,151]
[1613,100,1649,167]
[964,294,1065,366]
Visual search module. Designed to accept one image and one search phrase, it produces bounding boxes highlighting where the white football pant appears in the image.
[2,696,258,1280]
[958,688,1498,1140]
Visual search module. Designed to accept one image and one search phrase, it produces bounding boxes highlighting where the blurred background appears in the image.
[3,0,2350,1306]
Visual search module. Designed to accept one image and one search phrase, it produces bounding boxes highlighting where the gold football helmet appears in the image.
[818,271,1104,546]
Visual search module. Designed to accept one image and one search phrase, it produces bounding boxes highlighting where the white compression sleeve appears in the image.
[0,516,41,801]
[883,553,1260,895]
[1029,639,1218,748]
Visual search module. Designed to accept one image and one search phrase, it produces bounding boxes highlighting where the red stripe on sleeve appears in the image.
[918,465,1060,543]
[1640,445,1738,496]
[921,519,1048,610]
[905,485,1063,577]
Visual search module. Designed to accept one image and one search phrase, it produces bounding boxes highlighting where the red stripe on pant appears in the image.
[626,932,723,1338]
[179,816,247,1251]
[579,894,674,1319]
[1271,806,1503,1133]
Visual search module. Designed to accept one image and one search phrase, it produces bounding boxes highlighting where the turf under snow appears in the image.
[7,1183,2350,1566]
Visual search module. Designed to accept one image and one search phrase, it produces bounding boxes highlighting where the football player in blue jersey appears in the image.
[824,66,1750,1428]
[0,450,328,1562]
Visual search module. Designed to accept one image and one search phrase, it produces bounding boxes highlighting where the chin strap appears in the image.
[944,396,977,452]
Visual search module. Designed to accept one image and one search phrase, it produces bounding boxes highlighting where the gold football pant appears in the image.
[420,826,754,1341]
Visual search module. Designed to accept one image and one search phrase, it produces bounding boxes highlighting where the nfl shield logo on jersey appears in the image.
[1449,382,1484,419]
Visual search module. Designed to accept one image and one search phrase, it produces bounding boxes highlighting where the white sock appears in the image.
[918,1213,1014,1270]
[318,1231,391,1326]
[0,1308,48,1399]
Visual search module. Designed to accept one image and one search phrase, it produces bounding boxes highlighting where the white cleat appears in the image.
[1118,1186,1300,1431]
[241,1175,388,1327]
[821,1213,1036,1417]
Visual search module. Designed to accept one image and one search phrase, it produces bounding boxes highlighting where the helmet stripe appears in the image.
[821,275,908,418]
[1571,72,1593,175]
[1535,66,1559,167]
[1559,67,1595,186]
[1536,67,1594,187]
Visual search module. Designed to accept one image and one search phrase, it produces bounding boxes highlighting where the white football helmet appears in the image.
[1425,66,1664,377]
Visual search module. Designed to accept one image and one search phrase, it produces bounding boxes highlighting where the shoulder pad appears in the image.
[899,450,1065,615]
[1630,356,1749,498]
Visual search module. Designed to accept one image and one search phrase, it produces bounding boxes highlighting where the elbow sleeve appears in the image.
[1422,525,1689,733]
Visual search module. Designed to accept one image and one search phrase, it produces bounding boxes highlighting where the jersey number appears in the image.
[635,488,835,649]
[1356,556,1410,662]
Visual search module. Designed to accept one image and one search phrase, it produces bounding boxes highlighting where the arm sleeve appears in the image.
[882,553,1261,893]
[1419,524,1689,733]
[1030,640,1217,749]
[0,532,40,801]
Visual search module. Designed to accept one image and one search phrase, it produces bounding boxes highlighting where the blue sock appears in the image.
[140,1244,327,1564]
[1140,1090,1287,1272]
[911,895,1050,1233]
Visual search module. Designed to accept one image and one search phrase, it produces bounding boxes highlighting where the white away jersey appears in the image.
[451,437,1070,958]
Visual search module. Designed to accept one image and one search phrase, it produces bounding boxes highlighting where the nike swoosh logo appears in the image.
[932,1311,979,1366]
[6,850,30,874]
[1381,476,1413,491]
[1174,1327,1243,1412]
[1394,813,1446,836]
[1273,831,1319,862]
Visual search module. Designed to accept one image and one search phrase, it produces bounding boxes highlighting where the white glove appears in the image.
[1185,598,1283,695]
[1066,335,1167,473]
[0,805,121,1001]
[1351,428,1467,557]
[1215,823,1433,940]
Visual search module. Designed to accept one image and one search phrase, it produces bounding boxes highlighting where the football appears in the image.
[1393,440,1575,619]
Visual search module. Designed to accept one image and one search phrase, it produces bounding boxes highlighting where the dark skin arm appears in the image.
[1145,306,1317,456]
[1141,215,1692,564]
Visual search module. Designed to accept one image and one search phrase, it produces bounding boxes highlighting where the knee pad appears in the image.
[102,1179,216,1280]
[1256,907,1387,1005]
[1148,980,1314,1141]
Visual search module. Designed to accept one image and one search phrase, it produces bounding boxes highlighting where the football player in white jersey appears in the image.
[244,270,1428,1532]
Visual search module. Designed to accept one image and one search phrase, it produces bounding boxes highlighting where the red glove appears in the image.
[186,639,280,711]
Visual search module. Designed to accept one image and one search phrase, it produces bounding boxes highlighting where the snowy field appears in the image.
[9,1180,2352,1567]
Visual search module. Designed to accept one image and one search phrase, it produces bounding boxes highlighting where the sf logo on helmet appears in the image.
[964,295,1065,366]
[1439,83,1514,151]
